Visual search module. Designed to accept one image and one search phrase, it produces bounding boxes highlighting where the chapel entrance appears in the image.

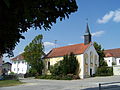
[90,68,92,77]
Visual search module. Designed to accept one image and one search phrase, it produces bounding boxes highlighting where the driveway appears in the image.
[1,76,120,90]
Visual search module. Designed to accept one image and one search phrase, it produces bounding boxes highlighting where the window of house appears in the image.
[14,62,16,64]
[18,68,19,71]
[48,61,50,70]
[119,60,120,63]
[14,68,16,71]
[109,60,110,62]
[22,61,24,64]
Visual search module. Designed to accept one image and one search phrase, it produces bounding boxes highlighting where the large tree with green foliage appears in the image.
[50,53,79,76]
[0,0,78,57]
[93,42,107,67]
[23,34,44,75]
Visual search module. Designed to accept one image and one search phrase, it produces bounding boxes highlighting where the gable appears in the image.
[45,43,90,58]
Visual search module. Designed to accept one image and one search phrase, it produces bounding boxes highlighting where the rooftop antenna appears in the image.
[55,40,57,48]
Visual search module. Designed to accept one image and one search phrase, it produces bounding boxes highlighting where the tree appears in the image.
[50,53,79,76]
[23,34,44,75]
[93,42,107,67]
[0,0,78,57]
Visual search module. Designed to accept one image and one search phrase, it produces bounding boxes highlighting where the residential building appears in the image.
[0,57,3,75]
[104,48,120,67]
[11,54,29,74]
[44,24,99,79]
[2,62,12,75]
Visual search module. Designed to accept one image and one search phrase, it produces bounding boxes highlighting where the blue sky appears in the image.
[4,0,120,61]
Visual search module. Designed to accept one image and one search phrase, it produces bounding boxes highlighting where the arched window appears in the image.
[84,53,88,64]
[90,52,93,64]
[95,55,97,65]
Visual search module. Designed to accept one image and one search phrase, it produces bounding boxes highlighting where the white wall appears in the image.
[104,57,116,67]
[11,60,28,74]
[113,65,120,75]
[116,58,120,65]
[83,43,99,77]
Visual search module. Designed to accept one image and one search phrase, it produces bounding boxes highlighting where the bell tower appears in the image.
[84,23,91,45]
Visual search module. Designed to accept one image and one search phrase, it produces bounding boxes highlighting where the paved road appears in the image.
[1,76,120,90]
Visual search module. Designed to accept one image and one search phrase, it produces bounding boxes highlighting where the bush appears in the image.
[50,53,79,76]
[2,75,18,80]
[95,67,113,76]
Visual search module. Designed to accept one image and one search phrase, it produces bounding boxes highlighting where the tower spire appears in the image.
[84,22,92,45]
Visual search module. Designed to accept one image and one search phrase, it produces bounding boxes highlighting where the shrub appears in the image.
[95,67,113,76]
[3,75,18,80]
[50,53,79,76]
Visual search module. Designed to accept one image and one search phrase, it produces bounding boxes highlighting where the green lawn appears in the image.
[0,80,24,87]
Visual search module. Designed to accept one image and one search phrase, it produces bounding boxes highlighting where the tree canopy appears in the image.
[23,34,44,75]
[93,42,107,67]
[0,0,78,57]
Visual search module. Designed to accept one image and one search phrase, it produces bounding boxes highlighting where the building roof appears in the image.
[45,43,91,58]
[84,23,91,36]
[2,62,12,65]
[104,48,120,58]
[11,54,24,61]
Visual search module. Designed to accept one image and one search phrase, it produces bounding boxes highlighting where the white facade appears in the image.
[83,43,99,78]
[104,57,116,67]
[11,60,28,74]
[113,65,120,75]
[104,57,120,67]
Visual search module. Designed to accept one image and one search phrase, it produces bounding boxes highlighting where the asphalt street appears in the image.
[1,76,120,90]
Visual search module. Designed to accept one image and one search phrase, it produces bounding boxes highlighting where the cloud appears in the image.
[91,31,105,37]
[44,42,56,54]
[97,9,120,24]
[97,11,114,24]
[81,31,105,39]
[44,42,56,47]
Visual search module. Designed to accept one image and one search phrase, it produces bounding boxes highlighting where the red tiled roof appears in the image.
[45,43,90,58]
[104,48,120,58]
[11,54,24,61]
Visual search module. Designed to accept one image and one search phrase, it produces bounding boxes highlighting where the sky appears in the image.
[4,0,120,62]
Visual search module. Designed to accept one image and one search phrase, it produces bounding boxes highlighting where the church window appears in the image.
[95,55,97,65]
[84,53,88,64]
[90,52,93,64]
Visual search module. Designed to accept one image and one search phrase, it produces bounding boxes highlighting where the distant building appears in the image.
[104,48,120,67]
[0,57,3,75]
[2,62,12,75]
[44,24,99,79]
[11,54,29,74]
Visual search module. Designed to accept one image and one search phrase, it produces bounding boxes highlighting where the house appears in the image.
[11,54,29,74]
[2,62,12,75]
[44,24,99,79]
[104,48,120,67]
[0,57,3,75]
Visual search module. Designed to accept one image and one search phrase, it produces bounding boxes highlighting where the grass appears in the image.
[0,80,24,87]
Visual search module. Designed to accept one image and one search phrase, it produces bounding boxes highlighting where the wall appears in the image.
[11,60,28,74]
[113,65,120,75]
[104,57,115,67]
[83,43,99,78]
[116,58,120,65]
[0,57,3,75]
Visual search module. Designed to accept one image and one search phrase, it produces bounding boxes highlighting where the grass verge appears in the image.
[0,80,24,87]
